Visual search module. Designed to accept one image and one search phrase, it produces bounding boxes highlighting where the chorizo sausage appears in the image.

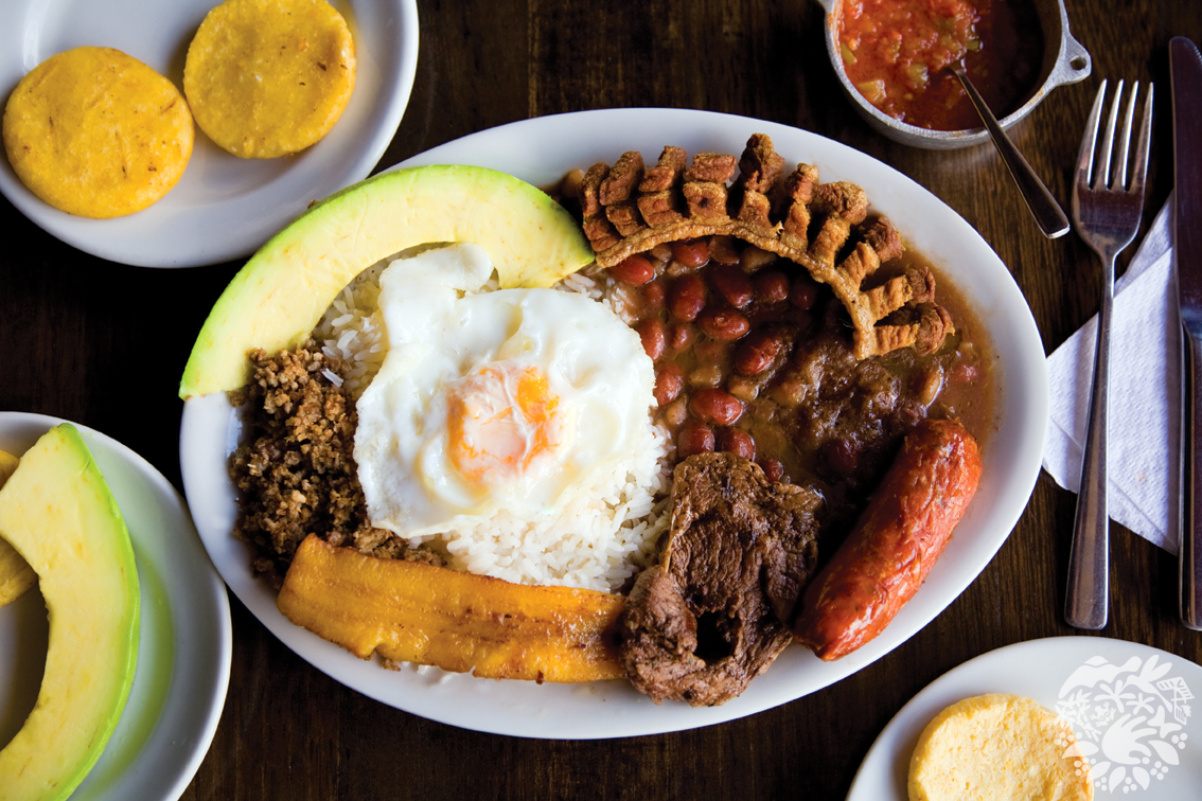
[793,419,982,661]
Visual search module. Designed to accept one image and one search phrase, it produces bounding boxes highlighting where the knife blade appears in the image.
[1172,35,1202,630]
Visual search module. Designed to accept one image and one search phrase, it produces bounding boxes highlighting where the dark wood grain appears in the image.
[2,2,1201,799]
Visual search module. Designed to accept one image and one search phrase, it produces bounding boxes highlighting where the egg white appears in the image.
[353,243,658,542]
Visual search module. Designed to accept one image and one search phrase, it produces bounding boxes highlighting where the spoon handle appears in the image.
[951,66,1071,239]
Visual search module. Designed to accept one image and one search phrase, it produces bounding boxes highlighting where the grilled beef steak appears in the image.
[618,452,822,705]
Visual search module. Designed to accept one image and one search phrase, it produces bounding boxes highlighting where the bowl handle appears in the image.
[1049,29,1093,88]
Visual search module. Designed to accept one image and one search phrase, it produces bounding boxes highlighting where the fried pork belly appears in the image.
[577,133,954,359]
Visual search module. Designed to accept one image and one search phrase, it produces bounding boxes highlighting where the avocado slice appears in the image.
[0,449,34,607]
[0,424,140,801]
[178,164,594,399]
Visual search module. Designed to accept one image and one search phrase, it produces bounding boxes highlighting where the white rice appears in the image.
[313,260,389,397]
[435,421,671,591]
[312,254,673,593]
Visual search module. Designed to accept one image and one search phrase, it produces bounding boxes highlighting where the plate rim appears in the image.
[179,107,1050,739]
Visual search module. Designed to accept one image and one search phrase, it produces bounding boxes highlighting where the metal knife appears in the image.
[1172,35,1202,629]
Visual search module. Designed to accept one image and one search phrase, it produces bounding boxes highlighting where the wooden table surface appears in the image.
[3,1,1202,799]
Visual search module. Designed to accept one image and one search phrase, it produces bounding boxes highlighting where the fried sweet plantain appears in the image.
[278,535,625,683]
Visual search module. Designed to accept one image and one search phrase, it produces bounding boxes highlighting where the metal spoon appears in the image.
[948,64,1071,239]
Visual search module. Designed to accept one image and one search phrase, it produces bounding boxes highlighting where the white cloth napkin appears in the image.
[1042,198,1180,553]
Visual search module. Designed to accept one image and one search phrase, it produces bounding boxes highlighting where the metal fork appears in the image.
[1065,80,1154,630]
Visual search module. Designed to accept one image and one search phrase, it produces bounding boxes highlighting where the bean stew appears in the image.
[602,232,994,538]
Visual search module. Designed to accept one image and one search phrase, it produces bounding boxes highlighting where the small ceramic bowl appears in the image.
[818,0,1092,150]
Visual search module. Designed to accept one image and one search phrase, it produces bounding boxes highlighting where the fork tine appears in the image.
[1076,80,1107,188]
[1130,82,1154,195]
[1113,82,1139,189]
[1094,80,1124,190]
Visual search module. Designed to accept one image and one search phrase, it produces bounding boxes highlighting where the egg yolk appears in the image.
[446,364,562,487]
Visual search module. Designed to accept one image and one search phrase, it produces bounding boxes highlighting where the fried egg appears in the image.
[353,243,658,543]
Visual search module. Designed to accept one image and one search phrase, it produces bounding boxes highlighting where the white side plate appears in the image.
[0,412,232,801]
[849,637,1202,799]
[0,0,419,267]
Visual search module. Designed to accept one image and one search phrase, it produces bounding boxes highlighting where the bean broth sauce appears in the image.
[605,233,995,541]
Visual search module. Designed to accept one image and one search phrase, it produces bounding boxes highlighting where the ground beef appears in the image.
[230,341,441,584]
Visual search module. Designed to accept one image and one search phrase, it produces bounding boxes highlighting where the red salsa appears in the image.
[838,0,1043,131]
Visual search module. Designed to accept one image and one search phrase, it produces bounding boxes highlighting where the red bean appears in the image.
[769,374,808,408]
[668,274,707,322]
[697,307,750,341]
[752,270,790,304]
[951,358,978,385]
[740,246,777,272]
[718,427,756,460]
[760,458,785,482]
[654,364,684,406]
[663,398,689,427]
[687,364,724,389]
[671,238,711,268]
[668,323,696,351]
[692,336,727,363]
[709,235,741,266]
[610,254,656,285]
[820,437,858,478]
[637,319,666,361]
[641,280,666,312]
[649,243,673,263]
[726,374,762,402]
[689,388,743,425]
[790,277,818,310]
[734,331,781,375]
[710,265,754,308]
[677,421,716,457]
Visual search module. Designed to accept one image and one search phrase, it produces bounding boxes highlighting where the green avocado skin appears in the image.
[0,423,140,801]
[178,164,594,399]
